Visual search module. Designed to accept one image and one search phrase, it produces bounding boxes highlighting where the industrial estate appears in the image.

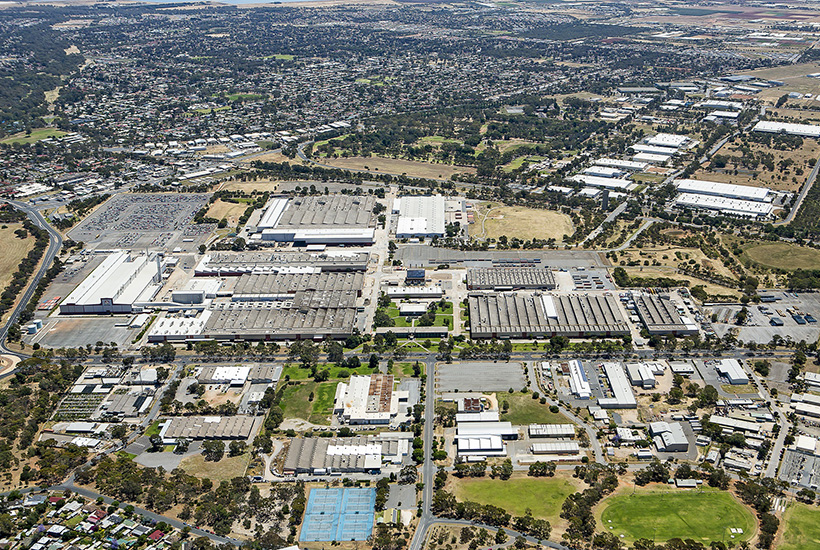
[4,1,820,550]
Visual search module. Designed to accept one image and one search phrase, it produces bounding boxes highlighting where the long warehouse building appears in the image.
[60,251,164,315]
[468,293,629,339]
[675,179,772,202]
[466,268,556,290]
[634,294,699,336]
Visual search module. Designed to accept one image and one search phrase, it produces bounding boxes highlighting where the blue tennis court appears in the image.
[300,487,376,542]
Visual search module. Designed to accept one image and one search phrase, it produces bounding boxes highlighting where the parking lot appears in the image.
[711,292,820,344]
[436,362,527,393]
[68,193,210,251]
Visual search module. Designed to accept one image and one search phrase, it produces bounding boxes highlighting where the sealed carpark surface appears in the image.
[28,317,138,348]
[436,362,527,393]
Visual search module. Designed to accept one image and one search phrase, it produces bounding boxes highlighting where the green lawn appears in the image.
[265,54,295,60]
[499,393,569,425]
[598,489,756,544]
[145,421,162,438]
[226,93,266,102]
[1,128,67,144]
[781,502,820,550]
[454,477,575,521]
[281,365,375,381]
[391,361,423,377]
[279,381,339,424]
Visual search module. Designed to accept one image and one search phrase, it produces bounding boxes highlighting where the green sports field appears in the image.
[453,476,576,521]
[781,503,820,550]
[598,489,756,544]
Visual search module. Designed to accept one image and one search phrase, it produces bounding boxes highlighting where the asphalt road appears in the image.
[0,200,63,357]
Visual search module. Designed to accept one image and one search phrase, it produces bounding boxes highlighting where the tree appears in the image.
[495,528,507,544]
[202,440,225,462]
[229,440,247,457]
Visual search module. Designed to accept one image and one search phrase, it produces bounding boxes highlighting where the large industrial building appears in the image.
[650,421,689,452]
[232,272,364,301]
[466,267,556,291]
[60,251,165,315]
[567,359,592,399]
[283,434,411,475]
[673,179,776,219]
[528,424,576,438]
[714,358,749,385]
[395,195,446,238]
[195,251,369,276]
[753,121,820,138]
[598,362,637,409]
[674,193,774,218]
[333,375,404,425]
[675,179,773,202]
[252,195,376,245]
[633,294,699,336]
[201,299,358,341]
[159,415,257,443]
[468,293,630,339]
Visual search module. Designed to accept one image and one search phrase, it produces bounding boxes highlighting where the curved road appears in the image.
[0,200,63,357]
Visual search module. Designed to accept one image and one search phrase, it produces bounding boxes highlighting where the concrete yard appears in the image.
[436,362,527,393]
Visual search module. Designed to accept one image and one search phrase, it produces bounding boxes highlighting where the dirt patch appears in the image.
[180,452,251,483]
[202,388,242,406]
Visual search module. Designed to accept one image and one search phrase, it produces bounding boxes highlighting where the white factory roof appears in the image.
[568,359,592,399]
[456,411,500,423]
[631,144,679,156]
[754,120,820,137]
[595,158,648,171]
[569,174,634,190]
[61,251,162,308]
[456,435,504,454]
[385,286,444,297]
[258,197,289,229]
[708,415,760,433]
[675,179,771,202]
[335,375,398,423]
[598,362,637,408]
[148,311,212,339]
[456,421,517,438]
[209,366,251,383]
[796,435,818,454]
[674,194,774,217]
[715,358,749,384]
[645,133,690,148]
[583,166,624,178]
[633,153,671,164]
[397,195,446,236]
[528,424,576,437]
[531,441,580,454]
[697,100,744,110]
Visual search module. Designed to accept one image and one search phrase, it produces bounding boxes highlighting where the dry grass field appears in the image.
[694,137,819,192]
[322,156,474,179]
[743,242,820,271]
[619,246,737,280]
[221,178,282,193]
[0,226,35,309]
[620,266,740,297]
[180,452,250,483]
[206,199,249,224]
[477,204,574,242]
